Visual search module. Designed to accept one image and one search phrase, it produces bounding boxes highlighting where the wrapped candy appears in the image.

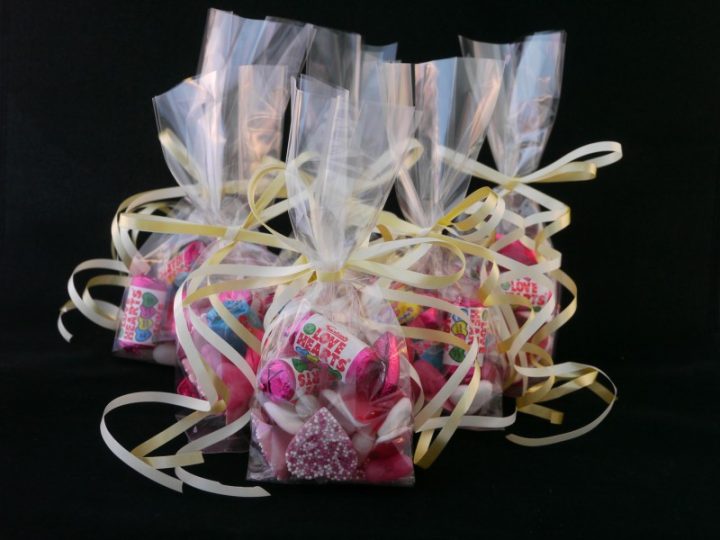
[113,230,208,364]
[392,57,505,416]
[116,275,168,351]
[247,72,417,484]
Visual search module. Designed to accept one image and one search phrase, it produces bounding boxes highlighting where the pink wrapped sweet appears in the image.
[157,240,205,286]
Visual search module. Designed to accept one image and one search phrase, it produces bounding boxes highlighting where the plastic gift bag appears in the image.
[112,11,313,365]
[146,9,312,428]
[198,9,314,76]
[460,31,566,364]
[113,224,208,365]
[392,57,504,418]
[303,24,398,103]
[152,62,302,446]
[247,74,418,484]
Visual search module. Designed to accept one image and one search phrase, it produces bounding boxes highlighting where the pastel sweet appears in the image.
[199,343,223,373]
[376,397,412,443]
[295,394,321,419]
[215,360,254,422]
[321,389,369,434]
[151,342,177,366]
[182,344,255,422]
[448,380,494,415]
[285,407,358,481]
[253,412,293,480]
[206,299,262,354]
[351,430,375,463]
[263,400,305,435]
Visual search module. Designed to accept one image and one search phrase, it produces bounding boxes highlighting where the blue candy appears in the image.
[206,300,254,354]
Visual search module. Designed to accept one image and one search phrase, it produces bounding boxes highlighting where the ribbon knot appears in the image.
[315,268,345,282]
[504,179,521,192]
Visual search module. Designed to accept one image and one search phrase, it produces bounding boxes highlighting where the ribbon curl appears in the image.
[88,139,623,495]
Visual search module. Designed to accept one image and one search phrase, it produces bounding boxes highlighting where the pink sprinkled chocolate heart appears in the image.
[285,407,358,481]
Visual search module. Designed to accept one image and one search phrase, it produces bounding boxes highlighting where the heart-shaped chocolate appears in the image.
[285,407,358,481]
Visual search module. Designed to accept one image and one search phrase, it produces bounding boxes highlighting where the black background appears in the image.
[1,0,718,538]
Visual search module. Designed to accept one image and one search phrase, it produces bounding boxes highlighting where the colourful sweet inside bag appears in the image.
[250,309,413,484]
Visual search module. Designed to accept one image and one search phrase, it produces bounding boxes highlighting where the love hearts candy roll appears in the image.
[117,275,168,351]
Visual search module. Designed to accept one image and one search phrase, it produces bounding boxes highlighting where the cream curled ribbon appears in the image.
[371,141,622,451]
[99,144,498,495]
[96,139,622,494]
[58,186,186,341]
[446,140,622,445]
[57,126,289,342]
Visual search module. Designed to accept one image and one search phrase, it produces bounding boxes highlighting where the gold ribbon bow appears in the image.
[100,146,492,495]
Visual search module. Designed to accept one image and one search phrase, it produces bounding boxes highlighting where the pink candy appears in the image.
[180,342,257,423]
[253,412,293,480]
[496,235,539,266]
[364,452,414,483]
[412,359,447,400]
[285,408,359,481]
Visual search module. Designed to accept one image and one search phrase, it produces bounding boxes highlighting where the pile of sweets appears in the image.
[61,9,622,496]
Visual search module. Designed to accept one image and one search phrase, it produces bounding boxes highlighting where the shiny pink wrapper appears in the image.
[258,358,297,403]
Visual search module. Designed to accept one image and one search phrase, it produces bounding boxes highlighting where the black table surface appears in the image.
[2,338,717,538]
[2,0,719,537]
